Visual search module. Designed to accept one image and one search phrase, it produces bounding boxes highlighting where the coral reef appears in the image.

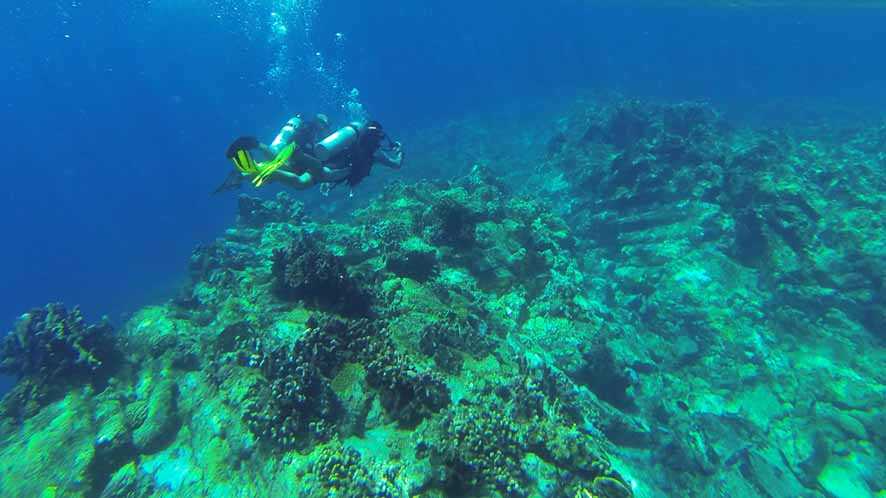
[0,303,118,382]
[271,233,373,317]
[219,314,450,452]
[531,97,886,496]
[0,303,120,419]
[236,339,340,451]
[309,442,400,497]
[422,364,632,498]
[1,96,884,498]
[419,314,496,375]
[428,399,528,496]
[236,192,305,228]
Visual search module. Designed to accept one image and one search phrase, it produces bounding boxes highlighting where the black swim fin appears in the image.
[212,170,245,195]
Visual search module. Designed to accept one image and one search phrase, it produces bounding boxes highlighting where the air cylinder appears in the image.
[314,122,365,161]
[270,116,302,154]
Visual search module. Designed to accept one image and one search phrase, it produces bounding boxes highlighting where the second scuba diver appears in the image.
[217,114,403,193]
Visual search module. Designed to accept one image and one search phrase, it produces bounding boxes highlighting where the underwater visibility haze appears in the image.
[1,1,886,497]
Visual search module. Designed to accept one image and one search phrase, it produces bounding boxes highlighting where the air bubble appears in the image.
[261,0,359,112]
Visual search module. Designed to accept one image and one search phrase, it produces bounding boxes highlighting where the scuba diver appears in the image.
[319,120,403,189]
[217,114,403,194]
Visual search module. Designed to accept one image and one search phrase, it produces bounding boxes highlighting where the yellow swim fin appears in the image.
[233,149,260,174]
[253,143,297,187]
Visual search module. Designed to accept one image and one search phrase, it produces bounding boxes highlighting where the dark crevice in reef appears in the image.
[573,340,637,412]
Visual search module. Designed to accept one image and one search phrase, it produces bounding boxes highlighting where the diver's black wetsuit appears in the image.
[332,121,399,187]
[343,127,385,186]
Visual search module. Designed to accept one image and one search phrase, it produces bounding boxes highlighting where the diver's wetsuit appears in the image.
[332,122,402,187]
[343,128,384,186]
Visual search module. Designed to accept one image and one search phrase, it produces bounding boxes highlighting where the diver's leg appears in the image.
[276,171,317,190]
[297,152,325,177]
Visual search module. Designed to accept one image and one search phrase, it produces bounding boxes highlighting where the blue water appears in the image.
[2,1,886,331]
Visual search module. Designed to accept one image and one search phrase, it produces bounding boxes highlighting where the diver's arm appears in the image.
[268,169,316,190]
[272,165,348,187]
[374,142,403,170]
[294,150,325,177]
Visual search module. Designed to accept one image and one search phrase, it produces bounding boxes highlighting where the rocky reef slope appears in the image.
[533,99,886,497]
[1,97,884,498]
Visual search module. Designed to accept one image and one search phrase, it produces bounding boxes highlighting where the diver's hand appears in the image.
[392,142,404,166]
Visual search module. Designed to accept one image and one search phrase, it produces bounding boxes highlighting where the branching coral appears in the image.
[236,192,304,228]
[361,339,450,426]
[420,355,633,497]
[418,313,496,374]
[0,303,118,383]
[604,100,656,150]
[236,326,344,450]
[233,315,450,450]
[271,233,373,317]
[424,195,480,249]
[428,399,528,497]
[384,237,439,282]
[313,315,451,427]
[0,303,121,420]
[311,443,399,497]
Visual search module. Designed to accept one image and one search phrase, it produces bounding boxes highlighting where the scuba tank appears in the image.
[314,121,366,161]
[270,116,303,154]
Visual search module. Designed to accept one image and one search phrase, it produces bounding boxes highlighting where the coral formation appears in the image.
[429,399,528,496]
[0,303,120,419]
[310,442,400,497]
[237,192,305,228]
[271,233,373,317]
[222,314,450,451]
[0,303,118,382]
[237,340,339,450]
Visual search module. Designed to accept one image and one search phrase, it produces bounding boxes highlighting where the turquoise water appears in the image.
[1,2,885,497]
